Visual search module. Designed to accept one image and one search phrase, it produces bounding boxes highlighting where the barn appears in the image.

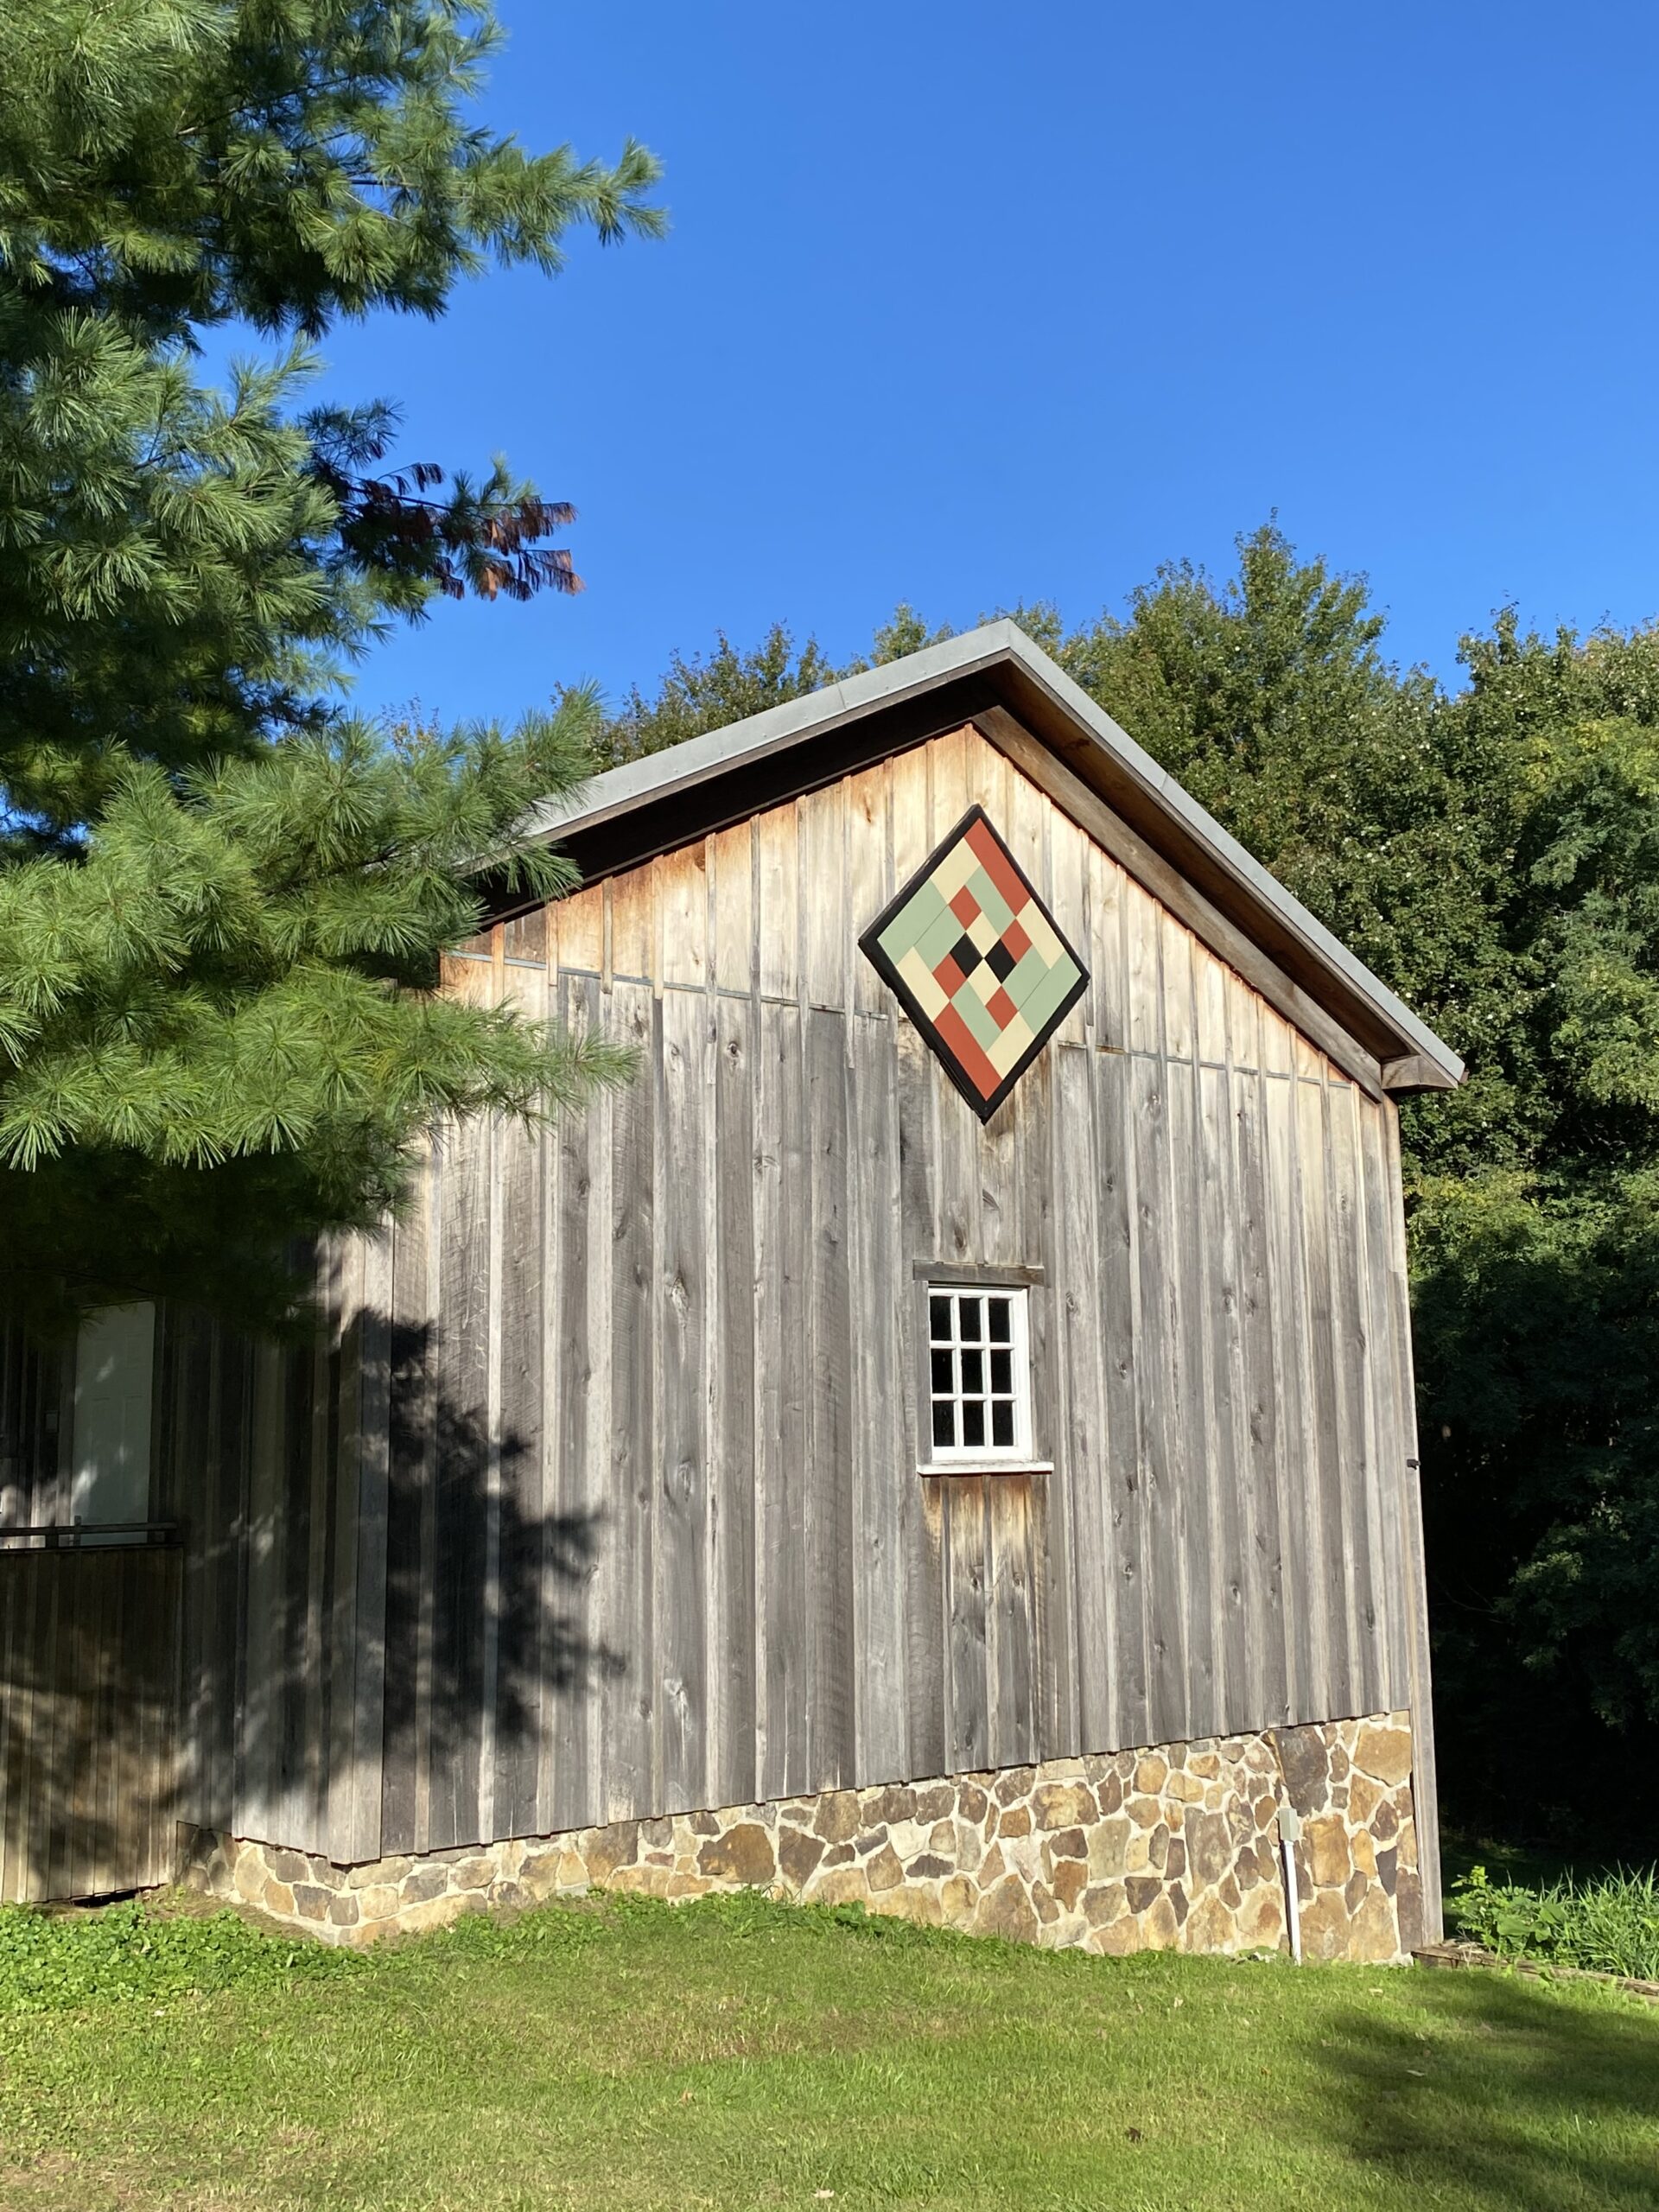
[0,622,1462,1961]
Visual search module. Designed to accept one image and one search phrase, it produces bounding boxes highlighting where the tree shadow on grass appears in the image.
[1307,1971,1659,2211]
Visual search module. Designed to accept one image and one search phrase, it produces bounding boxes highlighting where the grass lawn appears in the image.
[2,1891,1656,2211]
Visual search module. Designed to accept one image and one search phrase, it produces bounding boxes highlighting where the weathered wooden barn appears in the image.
[0,623,1462,1961]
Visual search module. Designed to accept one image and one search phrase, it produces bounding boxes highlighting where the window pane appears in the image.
[72,1304,156,1529]
[924,1281,1030,1465]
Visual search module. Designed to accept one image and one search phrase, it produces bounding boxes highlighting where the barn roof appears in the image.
[518,620,1464,1096]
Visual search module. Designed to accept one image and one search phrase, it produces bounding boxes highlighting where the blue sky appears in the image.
[296,1,1659,728]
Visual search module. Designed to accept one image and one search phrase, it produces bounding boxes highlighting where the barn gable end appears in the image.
[2,641,1449,1968]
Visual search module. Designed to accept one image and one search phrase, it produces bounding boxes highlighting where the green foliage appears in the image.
[0,1897,357,2014]
[0,4,661,1325]
[0,3,663,340]
[1448,1866,1659,1982]
[593,622,838,769]
[0,691,632,1327]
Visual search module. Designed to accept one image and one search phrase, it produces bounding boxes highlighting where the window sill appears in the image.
[917,1460,1053,1479]
[0,1522,179,1551]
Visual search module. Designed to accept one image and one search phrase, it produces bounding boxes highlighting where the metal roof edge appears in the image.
[984,626,1465,1083]
[518,626,1020,844]
[523,620,1465,1087]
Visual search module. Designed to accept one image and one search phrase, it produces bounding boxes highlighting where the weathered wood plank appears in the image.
[1198,1056,1249,1738]
[546,973,605,1834]
[1091,842,1146,1758]
[325,1240,365,1864]
[1295,1071,1351,1724]
[754,803,800,1003]
[805,1007,855,1789]
[654,988,709,1814]
[276,1319,320,1851]
[801,785,848,1010]
[846,761,890,1019]
[240,1339,285,1843]
[1355,1094,1410,1712]
[1044,784,1091,1052]
[433,1113,491,1849]
[602,983,656,1821]
[494,1086,545,1842]
[1228,990,1290,1730]
[555,884,604,975]
[711,822,755,998]
[1166,931,1218,1742]
[941,1478,989,1774]
[1125,877,1163,1063]
[349,1233,392,1865]
[607,866,652,985]
[380,1167,435,1857]
[1379,1096,1444,1939]
[658,846,709,995]
[986,1476,1037,1768]
[709,993,759,1808]
[1262,1067,1318,1724]
[502,904,546,966]
[848,1009,907,1783]
[893,1019,947,1783]
[755,998,809,1800]
[1325,1081,1382,1714]
[1129,1047,1192,1748]
[1057,1043,1115,1752]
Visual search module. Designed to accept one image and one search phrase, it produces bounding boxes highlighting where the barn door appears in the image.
[0,1539,183,1903]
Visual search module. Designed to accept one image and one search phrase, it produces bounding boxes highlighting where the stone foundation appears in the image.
[181,1709,1420,1961]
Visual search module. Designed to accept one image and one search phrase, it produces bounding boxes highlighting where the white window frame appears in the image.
[922,1281,1035,1469]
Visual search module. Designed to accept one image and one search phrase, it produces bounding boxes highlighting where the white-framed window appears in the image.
[925,1284,1033,1463]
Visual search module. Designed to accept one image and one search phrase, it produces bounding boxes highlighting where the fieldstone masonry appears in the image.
[181,1708,1421,1961]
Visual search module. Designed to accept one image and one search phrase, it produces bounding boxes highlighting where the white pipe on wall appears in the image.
[1276,1807,1303,1964]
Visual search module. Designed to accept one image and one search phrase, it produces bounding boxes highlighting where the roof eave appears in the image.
[518,620,1465,1094]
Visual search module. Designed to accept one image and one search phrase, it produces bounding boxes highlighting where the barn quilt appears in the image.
[860,804,1089,1121]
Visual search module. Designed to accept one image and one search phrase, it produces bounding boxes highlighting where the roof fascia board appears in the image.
[518,628,1020,848]
[537,674,1005,896]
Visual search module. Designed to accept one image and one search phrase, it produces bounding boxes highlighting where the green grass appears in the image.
[1,1891,1656,2211]
[0,1897,357,2014]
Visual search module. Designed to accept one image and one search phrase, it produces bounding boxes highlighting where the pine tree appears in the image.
[0,3,662,1327]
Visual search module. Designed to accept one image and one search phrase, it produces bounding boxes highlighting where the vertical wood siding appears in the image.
[0,1548,181,1903]
[144,720,1430,1866]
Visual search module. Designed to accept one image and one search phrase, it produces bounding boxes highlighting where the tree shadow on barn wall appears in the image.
[1,1306,623,1897]
[1306,1972,1659,2211]
[373,1312,624,1853]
